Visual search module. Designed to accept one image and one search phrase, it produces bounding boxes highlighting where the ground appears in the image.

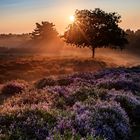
[0,54,140,140]
[0,55,117,83]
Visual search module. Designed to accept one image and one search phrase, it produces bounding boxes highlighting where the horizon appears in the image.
[0,0,140,34]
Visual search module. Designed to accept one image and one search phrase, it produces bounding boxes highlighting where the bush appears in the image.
[56,76,73,86]
[52,101,131,140]
[1,67,140,139]
[47,86,70,97]
[92,101,131,140]
[49,130,104,140]
[93,88,108,100]
[97,79,140,93]
[1,80,28,95]
[0,109,56,140]
[54,97,67,109]
[65,87,98,106]
[35,77,56,89]
[72,101,131,140]
[112,93,140,122]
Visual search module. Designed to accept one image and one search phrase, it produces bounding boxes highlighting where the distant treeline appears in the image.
[0,33,31,39]
[0,29,140,56]
[125,29,140,56]
[0,33,31,50]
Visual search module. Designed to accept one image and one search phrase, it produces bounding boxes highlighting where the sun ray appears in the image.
[69,15,75,22]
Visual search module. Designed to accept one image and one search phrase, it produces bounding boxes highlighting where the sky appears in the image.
[0,0,140,34]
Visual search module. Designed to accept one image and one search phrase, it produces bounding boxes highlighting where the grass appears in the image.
[0,55,109,83]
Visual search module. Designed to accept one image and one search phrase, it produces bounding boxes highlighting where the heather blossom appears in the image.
[0,67,140,139]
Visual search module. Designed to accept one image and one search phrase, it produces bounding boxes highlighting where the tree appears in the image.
[32,21,58,41]
[63,8,128,58]
[126,29,134,36]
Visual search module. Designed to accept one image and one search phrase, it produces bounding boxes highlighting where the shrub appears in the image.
[1,67,140,139]
[0,109,56,140]
[56,76,73,86]
[72,101,131,140]
[35,77,56,89]
[54,97,67,109]
[1,80,28,95]
[0,89,54,114]
[97,79,140,93]
[93,88,108,100]
[51,114,104,140]
[51,101,131,140]
[110,93,140,122]
[65,87,98,106]
[47,86,70,97]
[93,101,131,140]
[70,72,95,80]
[5,89,51,106]
[49,130,104,140]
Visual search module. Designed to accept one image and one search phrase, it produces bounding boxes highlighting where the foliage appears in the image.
[126,29,140,56]
[54,101,131,140]
[107,90,140,122]
[35,77,56,89]
[56,76,73,86]
[65,87,98,106]
[92,101,131,140]
[35,76,74,89]
[32,21,58,41]
[1,80,28,95]
[0,109,56,140]
[64,8,128,57]
[0,66,140,139]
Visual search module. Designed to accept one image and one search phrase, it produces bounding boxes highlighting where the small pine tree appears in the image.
[32,21,58,41]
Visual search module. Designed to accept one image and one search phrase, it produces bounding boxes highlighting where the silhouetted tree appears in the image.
[32,21,58,41]
[126,29,140,56]
[135,29,140,36]
[126,29,135,36]
[63,8,128,58]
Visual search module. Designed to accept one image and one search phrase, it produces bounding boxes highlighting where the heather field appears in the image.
[0,63,140,140]
[0,55,113,83]
[0,53,139,83]
[1,0,140,139]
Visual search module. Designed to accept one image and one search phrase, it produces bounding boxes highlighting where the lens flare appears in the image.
[69,15,75,22]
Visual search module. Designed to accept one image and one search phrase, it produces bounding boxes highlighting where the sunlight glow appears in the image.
[69,15,75,22]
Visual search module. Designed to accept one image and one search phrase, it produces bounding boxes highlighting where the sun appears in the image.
[69,15,75,22]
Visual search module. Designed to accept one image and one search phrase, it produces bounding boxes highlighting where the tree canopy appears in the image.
[63,8,128,58]
[32,21,58,41]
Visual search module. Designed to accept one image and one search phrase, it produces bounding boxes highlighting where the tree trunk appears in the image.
[92,47,95,58]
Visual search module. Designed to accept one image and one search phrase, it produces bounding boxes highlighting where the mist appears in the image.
[0,29,140,68]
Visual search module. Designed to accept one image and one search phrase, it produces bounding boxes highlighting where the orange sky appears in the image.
[0,0,140,34]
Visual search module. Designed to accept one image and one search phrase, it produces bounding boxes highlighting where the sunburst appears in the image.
[69,15,75,22]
